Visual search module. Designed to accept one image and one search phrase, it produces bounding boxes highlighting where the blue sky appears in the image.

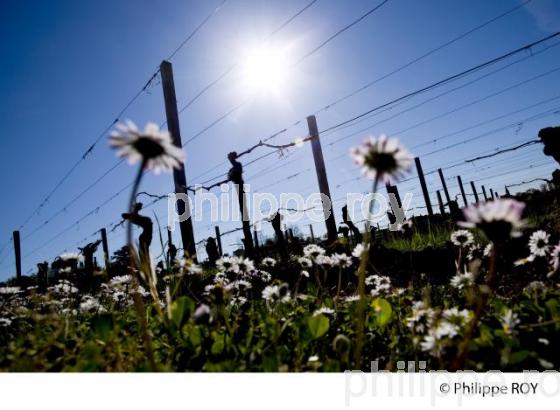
[1,0,560,279]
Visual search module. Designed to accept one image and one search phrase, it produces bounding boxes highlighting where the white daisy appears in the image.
[500,309,520,335]
[194,304,210,320]
[216,256,239,273]
[134,285,150,297]
[460,198,525,243]
[303,244,325,260]
[332,253,353,268]
[231,280,252,291]
[0,286,21,295]
[230,296,248,306]
[406,302,435,333]
[178,259,203,276]
[313,307,335,316]
[442,307,471,323]
[110,120,184,174]
[433,321,459,339]
[262,285,280,301]
[298,257,313,268]
[550,243,560,275]
[450,271,474,290]
[315,255,335,266]
[49,280,78,295]
[350,135,413,183]
[528,230,550,257]
[420,334,438,355]
[261,257,277,268]
[79,296,105,314]
[236,257,255,274]
[257,270,272,283]
[524,281,546,293]
[352,243,368,258]
[344,295,361,303]
[366,275,392,297]
[59,252,82,262]
[450,230,474,247]
[109,275,133,287]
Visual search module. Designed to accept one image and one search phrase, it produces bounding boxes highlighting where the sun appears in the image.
[241,45,289,95]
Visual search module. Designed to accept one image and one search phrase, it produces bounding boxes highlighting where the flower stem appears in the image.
[452,243,498,370]
[354,177,379,369]
[336,267,342,302]
[127,160,157,371]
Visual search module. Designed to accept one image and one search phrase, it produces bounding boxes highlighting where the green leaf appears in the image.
[170,296,195,328]
[182,324,202,346]
[509,350,530,364]
[92,313,114,340]
[211,338,225,355]
[307,314,330,339]
[371,298,392,327]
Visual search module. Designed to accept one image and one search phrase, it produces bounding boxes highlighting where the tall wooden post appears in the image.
[167,228,173,247]
[233,180,254,256]
[438,168,451,206]
[481,185,489,202]
[214,226,223,256]
[414,157,434,216]
[385,183,402,208]
[13,231,21,283]
[253,228,260,249]
[160,60,197,260]
[100,228,111,273]
[307,115,337,242]
[470,181,480,203]
[489,188,495,200]
[457,176,468,207]
[309,224,315,242]
[436,190,446,215]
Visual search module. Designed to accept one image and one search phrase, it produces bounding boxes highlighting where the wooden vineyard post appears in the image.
[215,226,223,256]
[438,168,451,207]
[481,185,489,202]
[167,228,173,248]
[436,190,446,215]
[470,181,480,203]
[385,182,402,208]
[160,60,197,260]
[414,157,434,216]
[13,231,21,283]
[386,182,405,225]
[490,188,495,200]
[307,115,338,242]
[100,228,111,273]
[309,224,315,242]
[240,184,254,255]
[457,175,468,207]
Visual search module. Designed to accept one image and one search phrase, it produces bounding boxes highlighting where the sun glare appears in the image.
[241,45,289,95]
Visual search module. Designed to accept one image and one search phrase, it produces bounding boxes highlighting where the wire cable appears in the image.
[319,31,560,135]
